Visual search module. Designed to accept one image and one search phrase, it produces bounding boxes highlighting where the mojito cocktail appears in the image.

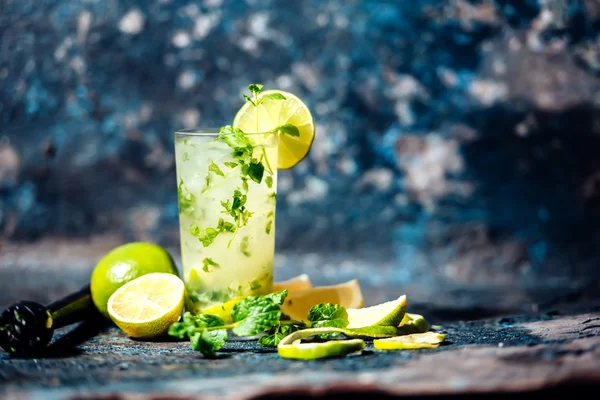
[175,128,278,314]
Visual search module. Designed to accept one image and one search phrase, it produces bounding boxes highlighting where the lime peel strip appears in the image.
[373,332,446,351]
[277,328,365,360]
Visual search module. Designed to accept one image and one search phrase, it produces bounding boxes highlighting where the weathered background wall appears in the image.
[1,0,600,303]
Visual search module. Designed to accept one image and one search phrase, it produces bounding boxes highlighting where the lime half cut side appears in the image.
[233,90,315,170]
[107,272,185,339]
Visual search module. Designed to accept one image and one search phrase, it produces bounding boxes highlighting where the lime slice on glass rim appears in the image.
[233,90,315,170]
[277,328,365,360]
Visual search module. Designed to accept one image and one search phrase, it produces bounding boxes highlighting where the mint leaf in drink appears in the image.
[247,161,264,183]
[216,218,236,233]
[208,161,225,177]
[218,125,252,149]
[231,190,246,211]
[202,258,220,273]
[224,161,238,168]
[240,236,251,257]
[190,225,219,247]
[265,220,272,235]
[177,180,195,214]
[275,123,300,137]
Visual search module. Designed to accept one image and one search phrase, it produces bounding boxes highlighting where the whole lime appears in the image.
[90,242,179,318]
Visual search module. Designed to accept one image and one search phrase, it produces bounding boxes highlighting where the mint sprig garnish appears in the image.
[244,83,286,107]
[168,290,361,358]
[274,123,299,137]
[168,290,292,357]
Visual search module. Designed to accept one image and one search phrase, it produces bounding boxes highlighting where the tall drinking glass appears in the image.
[174,129,278,314]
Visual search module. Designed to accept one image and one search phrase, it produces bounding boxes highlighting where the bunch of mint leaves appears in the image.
[168,289,350,358]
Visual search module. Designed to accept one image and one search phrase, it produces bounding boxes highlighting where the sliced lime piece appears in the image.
[346,295,407,329]
[398,312,429,334]
[277,328,365,360]
[373,332,446,350]
[233,90,315,170]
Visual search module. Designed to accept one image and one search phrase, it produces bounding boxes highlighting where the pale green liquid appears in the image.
[174,132,278,314]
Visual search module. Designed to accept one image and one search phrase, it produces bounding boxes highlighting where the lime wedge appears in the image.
[233,90,315,169]
[342,325,402,339]
[272,274,313,296]
[346,295,407,329]
[277,328,365,360]
[398,312,429,334]
[373,332,446,350]
[107,273,185,339]
[281,279,364,322]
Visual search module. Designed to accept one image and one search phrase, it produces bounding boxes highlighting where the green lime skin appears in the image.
[90,242,179,318]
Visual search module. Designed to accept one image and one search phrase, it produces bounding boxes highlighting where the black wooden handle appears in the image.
[0,285,94,356]
[47,284,93,329]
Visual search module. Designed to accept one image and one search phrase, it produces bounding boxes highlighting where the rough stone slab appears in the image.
[1,309,599,399]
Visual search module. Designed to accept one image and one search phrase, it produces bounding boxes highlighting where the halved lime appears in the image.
[107,273,185,339]
[91,242,179,319]
[373,332,446,350]
[233,90,315,170]
[346,295,407,329]
[277,328,365,360]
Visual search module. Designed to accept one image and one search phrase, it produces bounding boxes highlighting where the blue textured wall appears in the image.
[1,0,600,290]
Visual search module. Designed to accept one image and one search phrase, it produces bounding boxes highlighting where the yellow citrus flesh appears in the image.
[196,297,244,323]
[107,273,185,339]
[233,90,315,169]
[272,274,313,296]
[373,332,446,350]
[281,279,364,322]
[346,295,407,329]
